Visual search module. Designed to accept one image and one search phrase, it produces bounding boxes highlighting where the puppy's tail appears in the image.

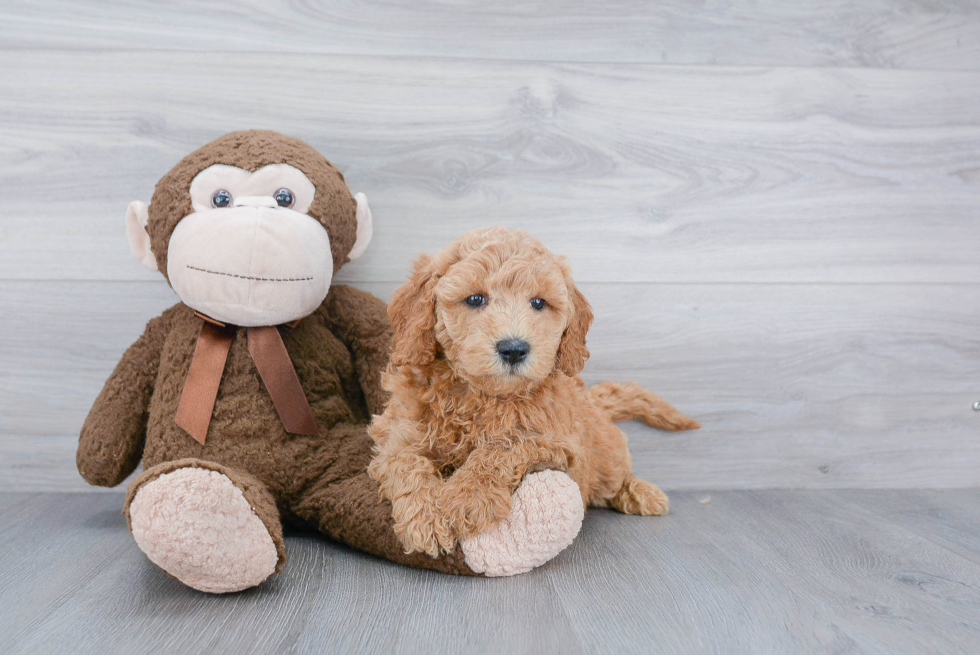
[587,381,700,431]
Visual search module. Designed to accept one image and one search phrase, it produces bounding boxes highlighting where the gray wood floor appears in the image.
[2,489,979,655]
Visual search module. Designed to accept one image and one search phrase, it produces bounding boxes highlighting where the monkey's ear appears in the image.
[125,201,158,272]
[347,192,373,261]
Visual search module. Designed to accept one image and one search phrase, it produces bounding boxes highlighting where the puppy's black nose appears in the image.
[497,339,530,366]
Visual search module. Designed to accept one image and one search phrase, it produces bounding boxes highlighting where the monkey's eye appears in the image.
[211,189,233,208]
[465,294,486,308]
[530,298,546,311]
[274,188,295,208]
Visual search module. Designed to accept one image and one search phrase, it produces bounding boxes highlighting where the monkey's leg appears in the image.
[124,458,285,593]
[288,438,476,575]
[291,426,584,576]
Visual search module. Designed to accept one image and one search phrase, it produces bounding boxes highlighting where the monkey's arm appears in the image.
[77,309,173,487]
[321,284,392,416]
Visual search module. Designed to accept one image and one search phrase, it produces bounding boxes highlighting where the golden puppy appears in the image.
[369,227,699,558]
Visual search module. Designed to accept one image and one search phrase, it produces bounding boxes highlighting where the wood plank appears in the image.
[2,1,979,70]
[1,52,979,284]
[2,280,977,492]
[0,492,578,655]
[551,490,980,653]
[828,489,980,565]
[3,490,980,654]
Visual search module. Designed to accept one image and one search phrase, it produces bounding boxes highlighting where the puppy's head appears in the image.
[389,227,593,394]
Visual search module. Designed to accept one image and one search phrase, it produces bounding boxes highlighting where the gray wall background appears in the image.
[1,1,978,492]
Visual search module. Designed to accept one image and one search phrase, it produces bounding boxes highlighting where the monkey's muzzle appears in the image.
[166,205,332,326]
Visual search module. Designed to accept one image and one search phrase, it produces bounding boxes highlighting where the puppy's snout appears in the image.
[496,339,530,366]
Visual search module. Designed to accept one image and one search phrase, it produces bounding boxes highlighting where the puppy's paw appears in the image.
[610,475,669,516]
[438,484,512,540]
[391,499,456,558]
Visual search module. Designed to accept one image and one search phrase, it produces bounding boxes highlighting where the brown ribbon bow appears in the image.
[175,313,320,444]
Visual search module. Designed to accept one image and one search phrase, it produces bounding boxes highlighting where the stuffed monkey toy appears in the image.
[77,131,585,592]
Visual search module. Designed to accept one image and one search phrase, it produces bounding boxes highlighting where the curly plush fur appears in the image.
[368,227,700,557]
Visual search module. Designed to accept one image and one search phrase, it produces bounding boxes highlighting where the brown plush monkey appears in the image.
[77,131,584,592]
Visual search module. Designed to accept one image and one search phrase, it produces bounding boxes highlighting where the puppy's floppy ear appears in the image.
[556,282,593,377]
[389,254,439,367]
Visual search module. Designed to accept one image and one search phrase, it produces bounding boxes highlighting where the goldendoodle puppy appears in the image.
[369,227,699,558]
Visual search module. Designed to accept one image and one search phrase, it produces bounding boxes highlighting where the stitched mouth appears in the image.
[187,264,313,282]
[186,265,313,283]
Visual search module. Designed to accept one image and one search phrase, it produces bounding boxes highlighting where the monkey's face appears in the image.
[125,131,373,327]
[166,164,333,326]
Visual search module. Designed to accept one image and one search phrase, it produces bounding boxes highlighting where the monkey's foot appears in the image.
[460,470,584,577]
[128,467,280,593]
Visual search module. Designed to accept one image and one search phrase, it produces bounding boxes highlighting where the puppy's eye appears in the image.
[211,189,233,208]
[530,298,546,311]
[464,294,486,308]
[274,188,294,208]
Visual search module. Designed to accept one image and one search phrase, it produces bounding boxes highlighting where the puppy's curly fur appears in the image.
[368,227,699,557]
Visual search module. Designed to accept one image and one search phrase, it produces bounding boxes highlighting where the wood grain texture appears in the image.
[3,490,980,654]
[828,489,980,565]
[2,1,980,70]
[1,52,979,284]
[2,280,977,492]
[1,8,978,494]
